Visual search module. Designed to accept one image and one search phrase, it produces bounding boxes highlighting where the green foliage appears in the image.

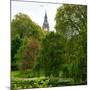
[69,34,87,83]
[11,13,45,71]
[11,77,73,89]
[11,78,49,89]
[15,37,40,71]
[36,32,64,77]
[11,13,45,40]
[55,4,87,83]
[55,4,87,38]
[11,4,87,88]
[11,35,22,70]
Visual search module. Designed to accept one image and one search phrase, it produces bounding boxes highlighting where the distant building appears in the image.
[42,11,49,31]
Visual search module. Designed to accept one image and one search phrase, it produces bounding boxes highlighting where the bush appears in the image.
[11,77,74,89]
[11,78,49,89]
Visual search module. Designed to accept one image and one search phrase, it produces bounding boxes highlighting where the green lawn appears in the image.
[11,71,74,89]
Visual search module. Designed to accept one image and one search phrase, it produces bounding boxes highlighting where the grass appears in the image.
[11,71,87,89]
[11,71,74,89]
[11,71,20,78]
[11,77,73,89]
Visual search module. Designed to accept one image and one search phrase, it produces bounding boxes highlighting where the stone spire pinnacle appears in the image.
[42,11,49,31]
[45,11,47,19]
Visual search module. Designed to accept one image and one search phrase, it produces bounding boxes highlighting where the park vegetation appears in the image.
[11,4,87,89]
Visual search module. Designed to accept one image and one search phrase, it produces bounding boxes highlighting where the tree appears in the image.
[36,32,64,77]
[11,13,45,70]
[55,4,87,38]
[15,37,40,71]
[11,35,22,70]
[55,4,87,84]
[11,13,44,40]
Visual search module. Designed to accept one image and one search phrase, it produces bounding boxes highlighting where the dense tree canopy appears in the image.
[11,13,45,40]
[11,35,22,70]
[11,13,45,70]
[15,37,40,71]
[55,4,87,83]
[35,32,64,77]
[11,4,87,89]
[55,4,87,38]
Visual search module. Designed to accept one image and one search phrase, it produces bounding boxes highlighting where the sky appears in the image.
[11,0,62,31]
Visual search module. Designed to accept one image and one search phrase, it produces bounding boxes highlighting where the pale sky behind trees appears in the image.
[11,0,62,31]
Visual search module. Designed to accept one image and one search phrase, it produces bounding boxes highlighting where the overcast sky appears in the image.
[11,0,62,31]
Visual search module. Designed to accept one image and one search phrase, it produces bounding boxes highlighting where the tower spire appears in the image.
[42,11,49,31]
[45,10,47,19]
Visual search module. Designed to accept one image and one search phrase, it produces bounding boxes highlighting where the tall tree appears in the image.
[36,32,64,77]
[55,4,87,84]
[11,13,45,70]
[55,4,87,38]
[15,37,40,71]
[11,13,44,40]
